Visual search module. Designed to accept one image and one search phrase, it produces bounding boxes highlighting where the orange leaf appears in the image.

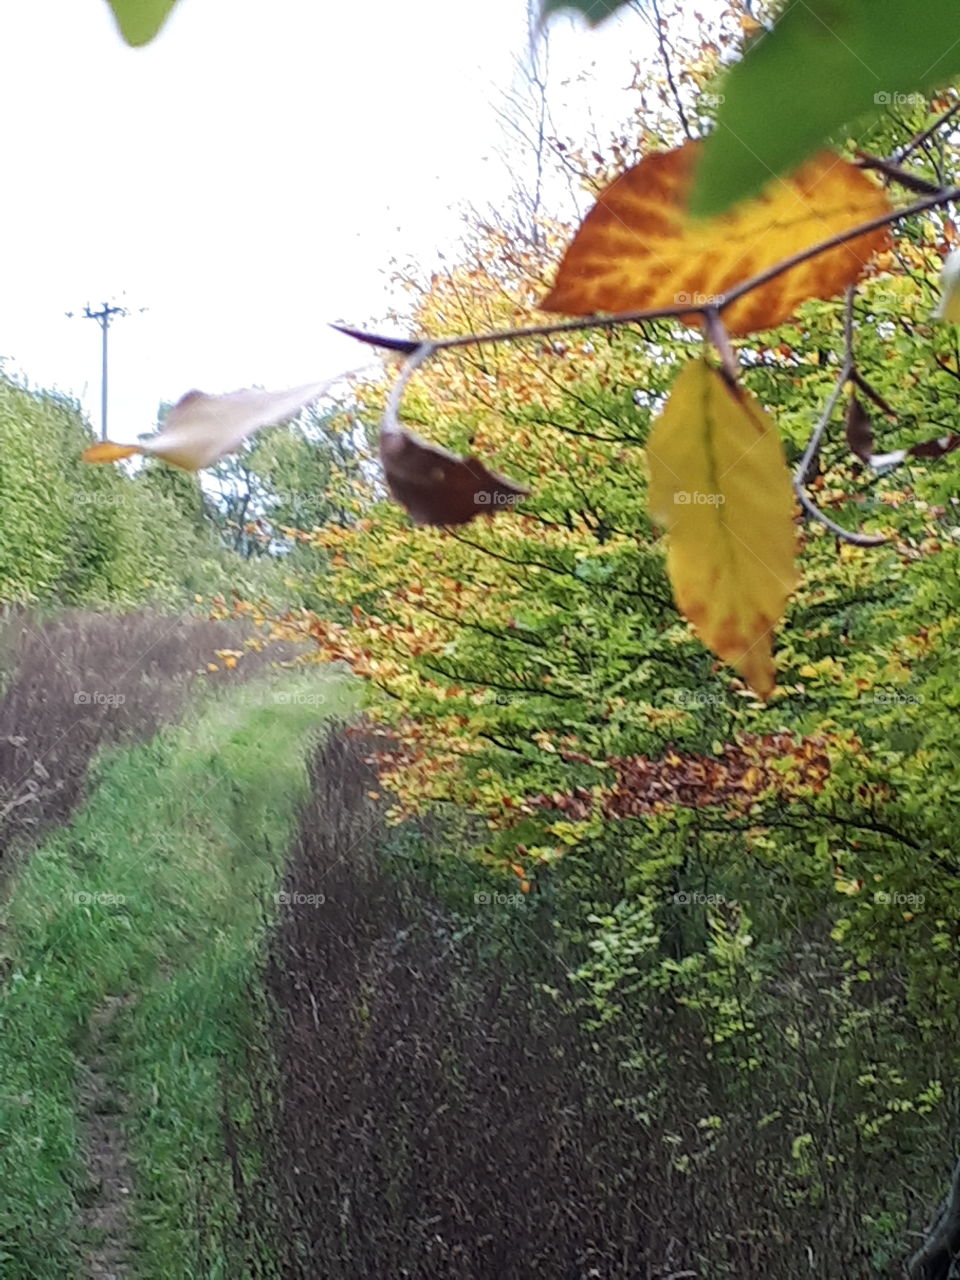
[542,142,891,336]
[83,442,142,464]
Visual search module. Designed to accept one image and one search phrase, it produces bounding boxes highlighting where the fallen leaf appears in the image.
[83,377,343,472]
[646,359,798,698]
[542,142,891,336]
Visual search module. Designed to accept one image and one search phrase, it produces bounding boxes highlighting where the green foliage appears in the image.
[691,0,960,216]
[0,374,306,611]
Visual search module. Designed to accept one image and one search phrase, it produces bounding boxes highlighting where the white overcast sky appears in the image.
[0,0,661,440]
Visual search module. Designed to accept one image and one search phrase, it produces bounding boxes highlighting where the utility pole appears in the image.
[67,301,130,440]
[84,302,126,441]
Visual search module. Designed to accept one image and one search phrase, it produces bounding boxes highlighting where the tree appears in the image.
[260,9,960,1270]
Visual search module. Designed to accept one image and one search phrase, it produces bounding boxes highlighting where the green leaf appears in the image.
[690,0,960,218]
[105,0,179,46]
[539,0,631,27]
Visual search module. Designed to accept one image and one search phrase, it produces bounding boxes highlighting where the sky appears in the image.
[0,0,656,442]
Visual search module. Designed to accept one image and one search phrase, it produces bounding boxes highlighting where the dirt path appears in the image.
[76,994,137,1279]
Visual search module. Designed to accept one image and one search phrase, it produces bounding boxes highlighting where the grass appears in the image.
[0,668,354,1279]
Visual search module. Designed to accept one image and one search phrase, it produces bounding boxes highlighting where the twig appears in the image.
[850,369,898,419]
[907,1155,960,1279]
[722,185,958,310]
[337,185,960,359]
[795,287,854,483]
[895,100,960,165]
[648,0,693,142]
[794,485,888,548]
[340,183,960,550]
[792,289,889,546]
[795,358,852,487]
[704,308,738,383]
[381,341,437,436]
[854,153,943,196]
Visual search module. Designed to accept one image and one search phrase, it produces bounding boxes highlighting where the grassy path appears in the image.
[0,671,353,1279]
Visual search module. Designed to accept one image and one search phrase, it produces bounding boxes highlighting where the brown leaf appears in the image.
[910,434,960,459]
[380,427,529,527]
[845,392,960,469]
[845,393,875,463]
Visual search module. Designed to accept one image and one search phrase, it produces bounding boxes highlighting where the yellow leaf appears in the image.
[646,360,797,698]
[542,143,891,336]
[835,878,863,897]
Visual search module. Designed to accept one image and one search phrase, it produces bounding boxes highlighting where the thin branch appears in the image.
[721,185,959,310]
[338,186,960,361]
[850,369,898,419]
[648,0,693,142]
[794,288,855,485]
[907,1155,960,1280]
[794,486,889,547]
[792,288,889,547]
[895,100,960,165]
[854,153,943,196]
[704,308,738,383]
[340,182,960,553]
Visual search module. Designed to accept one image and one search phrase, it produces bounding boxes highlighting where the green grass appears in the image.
[0,670,355,1278]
